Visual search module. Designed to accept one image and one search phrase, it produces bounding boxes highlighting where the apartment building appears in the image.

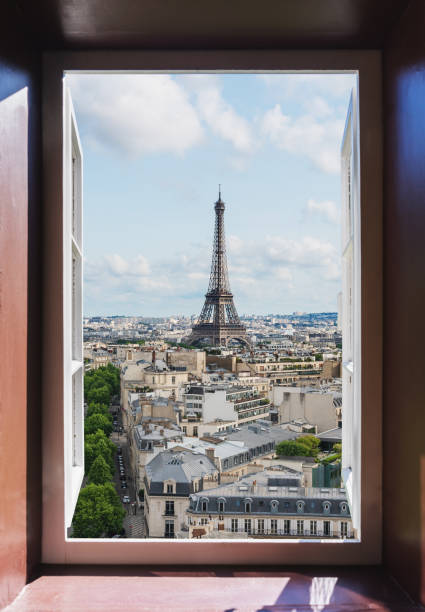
[144,450,218,538]
[181,384,271,436]
[186,471,353,539]
[272,386,340,433]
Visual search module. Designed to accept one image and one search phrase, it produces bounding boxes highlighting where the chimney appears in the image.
[205,448,215,463]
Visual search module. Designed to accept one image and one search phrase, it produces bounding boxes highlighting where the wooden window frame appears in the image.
[42,50,382,565]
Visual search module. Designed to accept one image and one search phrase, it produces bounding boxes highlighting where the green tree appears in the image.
[297,435,320,456]
[84,413,113,437]
[85,430,116,473]
[88,454,113,484]
[86,384,111,406]
[72,483,125,538]
[86,402,110,419]
[275,440,314,457]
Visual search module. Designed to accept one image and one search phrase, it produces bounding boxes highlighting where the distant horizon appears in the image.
[84,311,338,319]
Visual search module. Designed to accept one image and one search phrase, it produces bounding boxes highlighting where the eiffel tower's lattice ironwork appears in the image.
[189,190,249,347]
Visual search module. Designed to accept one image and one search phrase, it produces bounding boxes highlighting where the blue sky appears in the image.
[67,73,356,317]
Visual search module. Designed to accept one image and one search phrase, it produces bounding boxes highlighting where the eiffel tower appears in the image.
[189,189,249,347]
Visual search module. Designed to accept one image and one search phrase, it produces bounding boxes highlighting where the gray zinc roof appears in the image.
[146,449,217,485]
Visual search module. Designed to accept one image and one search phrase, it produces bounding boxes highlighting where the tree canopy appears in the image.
[275,437,320,457]
[88,453,113,485]
[71,483,125,538]
[86,384,111,406]
[84,413,113,437]
[85,429,116,473]
[86,402,110,419]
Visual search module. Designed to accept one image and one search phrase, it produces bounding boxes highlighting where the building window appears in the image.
[172,376,175,384]
[193,427,198,437]
[164,520,174,538]
[296,500,305,513]
[245,501,251,513]
[323,501,331,514]
[270,500,278,512]
[165,500,174,516]
[201,500,208,512]
[167,484,173,494]
[296,520,304,536]
[310,520,317,536]
[218,500,225,513]
[231,519,238,533]
[284,520,290,535]
[341,521,348,538]
[257,519,265,534]
[244,519,251,534]
[324,520,331,536]
[270,519,277,534]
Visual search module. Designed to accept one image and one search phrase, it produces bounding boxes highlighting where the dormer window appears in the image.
[270,500,279,512]
[164,480,175,494]
[340,502,348,514]
[244,499,252,513]
[296,500,305,513]
[218,498,225,513]
[323,501,331,514]
[201,498,208,512]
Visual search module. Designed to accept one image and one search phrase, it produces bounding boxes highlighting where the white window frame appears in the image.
[42,50,382,565]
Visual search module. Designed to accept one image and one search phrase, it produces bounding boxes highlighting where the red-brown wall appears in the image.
[383,0,425,603]
[0,5,42,608]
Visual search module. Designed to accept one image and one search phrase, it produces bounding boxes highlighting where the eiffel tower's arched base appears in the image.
[187,324,251,348]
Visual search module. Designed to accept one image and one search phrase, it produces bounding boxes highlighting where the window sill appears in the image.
[8,566,416,612]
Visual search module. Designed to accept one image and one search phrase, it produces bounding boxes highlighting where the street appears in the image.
[110,408,145,538]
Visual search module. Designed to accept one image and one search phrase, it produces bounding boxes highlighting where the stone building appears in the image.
[272,386,340,433]
[144,449,218,538]
[186,470,353,539]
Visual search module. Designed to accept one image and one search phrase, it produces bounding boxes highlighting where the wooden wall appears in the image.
[0,5,42,607]
[383,0,425,603]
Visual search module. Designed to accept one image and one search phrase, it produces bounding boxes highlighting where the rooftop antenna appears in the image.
[218,184,221,200]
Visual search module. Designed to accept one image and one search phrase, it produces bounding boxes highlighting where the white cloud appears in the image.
[306,199,340,224]
[85,233,341,315]
[265,235,337,269]
[308,96,333,118]
[260,104,344,173]
[133,255,150,276]
[183,75,254,154]
[105,254,129,275]
[67,74,204,156]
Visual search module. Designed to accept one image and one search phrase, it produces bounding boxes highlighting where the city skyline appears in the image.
[68,72,356,316]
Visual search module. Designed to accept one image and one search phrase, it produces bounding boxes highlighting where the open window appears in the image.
[341,90,361,532]
[42,51,382,565]
[63,82,84,527]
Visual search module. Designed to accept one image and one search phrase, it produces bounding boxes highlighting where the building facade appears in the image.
[186,471,353,539]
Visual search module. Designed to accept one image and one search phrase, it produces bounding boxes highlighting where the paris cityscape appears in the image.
[69,73,353,540]
[75,191,348,540]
